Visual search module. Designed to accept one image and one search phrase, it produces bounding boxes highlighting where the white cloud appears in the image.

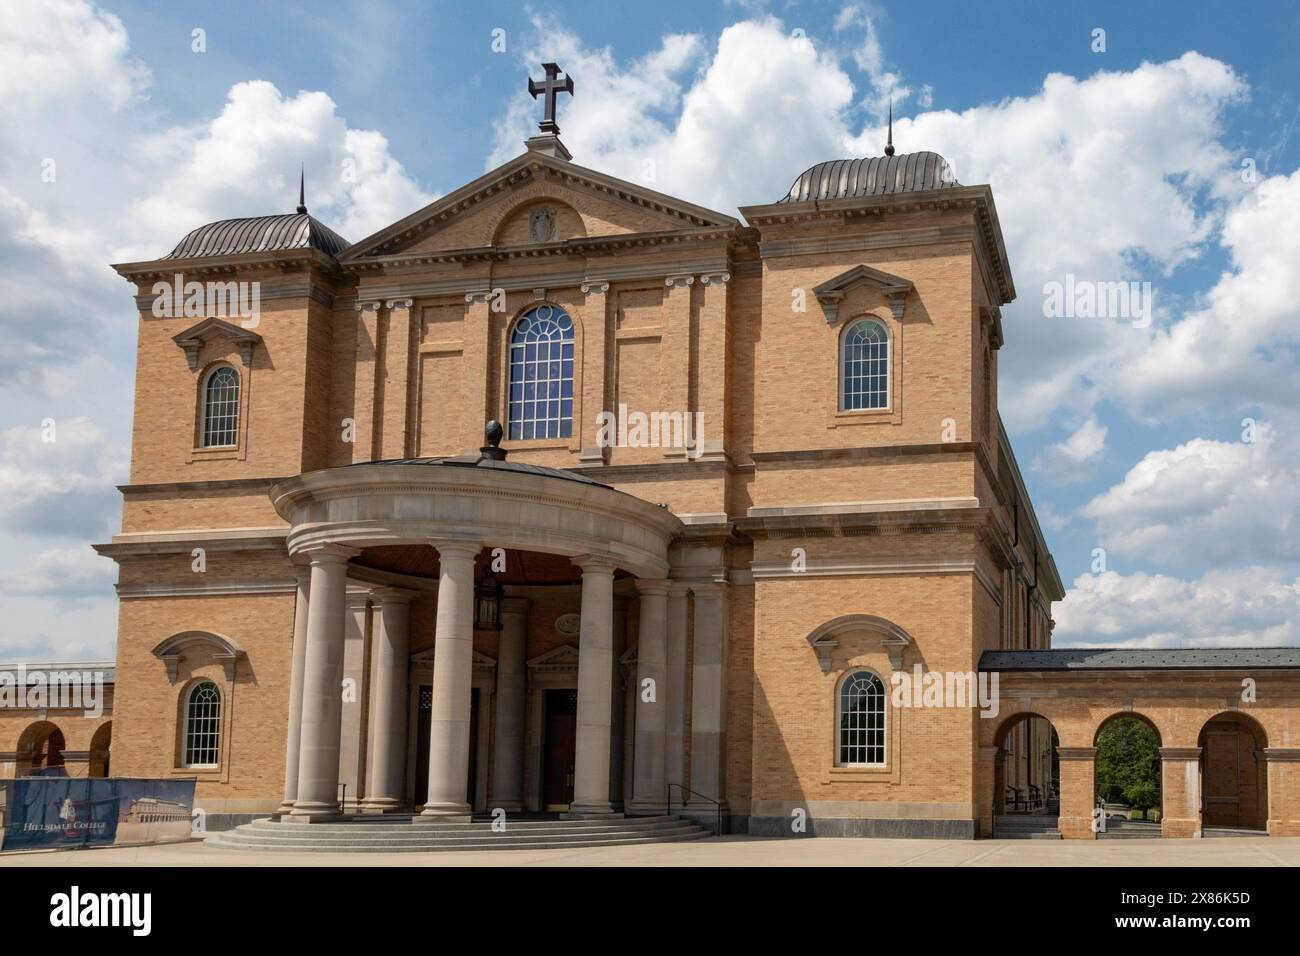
[1055,568,1300,648]
[1118,169,1300,418]
[1081,422,1298,569]
[0,547,116,599]
[1033,416,1107,484]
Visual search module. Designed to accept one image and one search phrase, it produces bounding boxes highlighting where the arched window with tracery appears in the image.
[841,318,889,410]
[838,669,886,766]
[183,681,221,767]
[507,305,574,441]
[201,364,240,447]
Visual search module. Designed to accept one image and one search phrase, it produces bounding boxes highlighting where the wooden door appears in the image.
[543,689,578,810]
[1203,730,1241,827]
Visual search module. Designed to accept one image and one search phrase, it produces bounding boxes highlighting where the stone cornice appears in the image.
[340,154,737,262]
[93,528,288,559]
[343,225,737,273]
[738,184,1014,305]
[118,476,287,495]
[112,247,346,283]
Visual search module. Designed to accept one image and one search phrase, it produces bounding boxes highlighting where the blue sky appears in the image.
[2,0,1299,658]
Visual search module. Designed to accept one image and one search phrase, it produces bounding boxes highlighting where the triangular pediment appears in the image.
[813,264,915,325]
[338,150,737,263]
[526,644,580,671]
[172,317,261,369]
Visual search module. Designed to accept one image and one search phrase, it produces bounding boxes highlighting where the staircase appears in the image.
[1097,817,1161,839]
[992,814,1061,839]
[206,814,711,853]
[1203,826,1268,838]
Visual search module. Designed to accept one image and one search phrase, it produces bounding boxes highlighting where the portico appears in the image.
[267,424,726,824]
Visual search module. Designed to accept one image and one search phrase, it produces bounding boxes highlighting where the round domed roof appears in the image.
[779,151,959,204]
[164,213,350,260]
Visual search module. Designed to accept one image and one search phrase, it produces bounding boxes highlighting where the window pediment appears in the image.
[152,630,245,683]
[814,264,914,325]
[172,317,262,370]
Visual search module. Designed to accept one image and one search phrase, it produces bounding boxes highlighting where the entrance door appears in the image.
[413,685,478,809]
[1203,730,1240,827]
[542,689,578,811]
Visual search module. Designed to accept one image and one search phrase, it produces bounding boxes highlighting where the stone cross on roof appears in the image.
[528,62,574,135]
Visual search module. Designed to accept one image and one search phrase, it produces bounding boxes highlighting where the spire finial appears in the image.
[885,101,895,157]
[296,165,307,215]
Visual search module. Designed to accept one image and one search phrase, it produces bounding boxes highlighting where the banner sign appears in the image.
[1,778,195,851]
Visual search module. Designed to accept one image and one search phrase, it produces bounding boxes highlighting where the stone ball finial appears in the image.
[480,420,507,460]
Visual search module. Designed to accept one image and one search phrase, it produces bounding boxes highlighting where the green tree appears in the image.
[1095,718,1160,818]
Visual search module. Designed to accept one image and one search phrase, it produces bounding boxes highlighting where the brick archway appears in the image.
[1198,711,1268,832]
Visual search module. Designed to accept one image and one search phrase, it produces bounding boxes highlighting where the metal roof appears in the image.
[0,662,115,682]
[355,455,610,488]
[164,213,350,260]
[979,648,1300,672]
[778,151,959,204]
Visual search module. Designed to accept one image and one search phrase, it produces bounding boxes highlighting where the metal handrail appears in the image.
[666,783,723,835]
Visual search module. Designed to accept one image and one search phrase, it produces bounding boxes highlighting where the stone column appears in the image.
[490,595,529,812]
[664,582,690,792]
[688,581,729,816]
[578,281,611,464]
[977,744,1001,838]
[337,590,371,811]
[361,588,415,812]
[569,555,616,816]
[418,541,479,821]
[292,545,353,818]
[1056,746,1098,839]
[1160,746,1203,838]
[278,568,311,814]
[629,579,669,814]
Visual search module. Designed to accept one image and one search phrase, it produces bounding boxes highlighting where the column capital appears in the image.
[1056,746,1097,762]
[1158,746,1202,760]
[385,297,413,311]
[354,299,382,313]
[464,289,494,306]
[635,578,671,596]
[699,271,731,286]
[667,580,692,597]
[572,553,619,575]
[298,543,357,565]
[430,539,482,561]
[664,274,695,289]
[580,279,610,295]
[689,578,730,597]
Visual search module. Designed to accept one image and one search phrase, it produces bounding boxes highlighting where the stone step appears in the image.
[207,815,711,852]
[245,814,681,833]
[218,823,703,844]
[1203,827,1268,838]
[207,832,710,853]
[993,831,1062,840]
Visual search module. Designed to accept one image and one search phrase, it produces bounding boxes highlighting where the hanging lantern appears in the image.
[476,571,502,630]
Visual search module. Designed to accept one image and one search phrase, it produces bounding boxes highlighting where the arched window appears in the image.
[841,318,889,410]
[507,305,574,441]
[201,365,240,447]
[838,669,886,766]
[183,681,221,767]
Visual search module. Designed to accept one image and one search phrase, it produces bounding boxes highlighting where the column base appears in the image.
[358,797,407,814]
[416,802,472,823]
[287,802,344,822]
[563,803,620,819]
[626,799,669,816]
